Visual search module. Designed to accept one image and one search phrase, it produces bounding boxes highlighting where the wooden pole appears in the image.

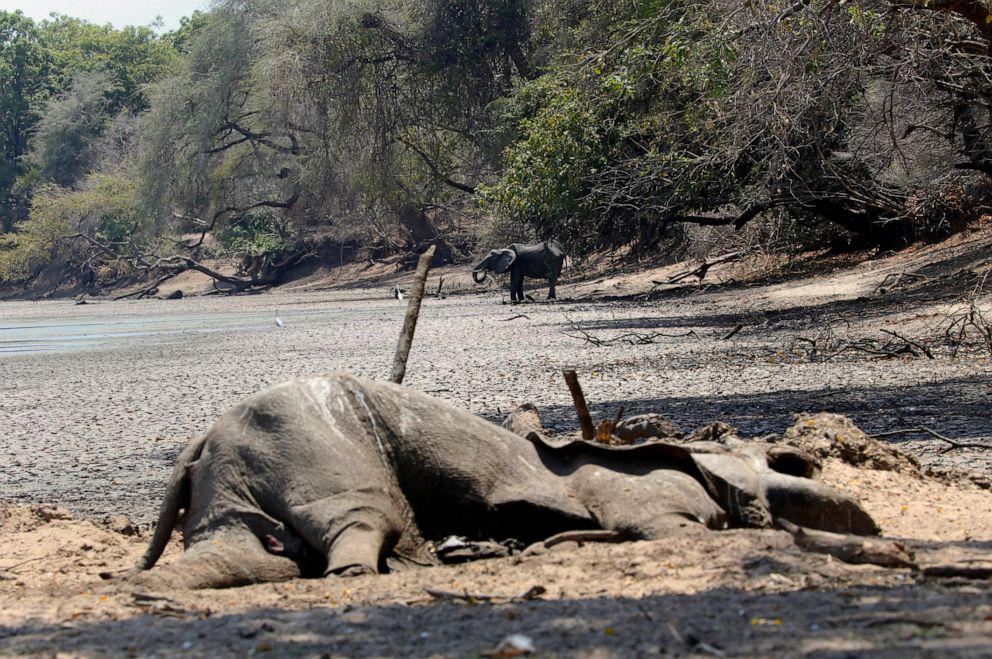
[563,369,596,440]
[391,245,436,384]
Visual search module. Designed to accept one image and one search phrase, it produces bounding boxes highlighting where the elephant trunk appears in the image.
[472,269,488,284]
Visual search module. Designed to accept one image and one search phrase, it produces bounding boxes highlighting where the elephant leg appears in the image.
[511,270,524,302]
[290,491,403,577]
[325,519,388,576]
[128,529,301,590]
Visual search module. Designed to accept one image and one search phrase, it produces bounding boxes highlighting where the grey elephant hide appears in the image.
[472,240,565,302]
[131,373,878,589]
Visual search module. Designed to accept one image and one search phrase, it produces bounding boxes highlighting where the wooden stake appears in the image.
[563,369,596,440]
[391,245,436,384]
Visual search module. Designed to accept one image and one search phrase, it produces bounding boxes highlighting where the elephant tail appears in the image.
[135,433,208,571]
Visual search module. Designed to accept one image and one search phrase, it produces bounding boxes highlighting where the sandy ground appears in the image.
[1,229,991,656]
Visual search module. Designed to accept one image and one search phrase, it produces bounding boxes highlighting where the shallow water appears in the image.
[0,307,371,355]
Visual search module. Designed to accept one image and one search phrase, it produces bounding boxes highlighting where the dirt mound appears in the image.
[0,504,176,600]
[778,412,922,473]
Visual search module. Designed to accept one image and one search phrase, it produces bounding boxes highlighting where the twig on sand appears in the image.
[500,314,530,321]
[721,323,744,340]
[869,427,991,452]
[390,245,436,384]
[0,554,52,574]
[424,585,546,603]
[561,314,696,346]
[434,276,446,299]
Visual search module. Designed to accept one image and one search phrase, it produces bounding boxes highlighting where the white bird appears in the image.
[275,317,284,327]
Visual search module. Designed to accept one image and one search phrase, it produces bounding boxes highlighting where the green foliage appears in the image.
[31,71,112,186]
[0,183,71,280]
[479,77,616,246]
[6,0,992,280]
[0,11,48,232]
[219,213,288,256]
[36,15,181,112]
[481,5,740,249]
[1,10,182,236]
[166,11,208,54]
[0,174,139,281]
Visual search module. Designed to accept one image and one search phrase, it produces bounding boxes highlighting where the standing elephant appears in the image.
[472,240,565,302]
[128,373,879,590]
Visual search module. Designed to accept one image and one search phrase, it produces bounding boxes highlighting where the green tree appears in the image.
[0,11,47,232]
[37,15,181,112]
[31,71,112,186]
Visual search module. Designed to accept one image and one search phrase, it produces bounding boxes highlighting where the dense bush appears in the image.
[6,1,992,288]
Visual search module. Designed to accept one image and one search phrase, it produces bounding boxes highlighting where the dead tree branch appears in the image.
[873,271,929,295]
[391,245,436,384]
[666,251,748,284]
[562,315,697,345]
[722,323,745,340]
[869,426,992,452]
[880,329,934,359]
[562,369,596,441]
[112,272,182,301]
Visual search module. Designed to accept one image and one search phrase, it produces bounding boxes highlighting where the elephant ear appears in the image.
[494,249,516,274]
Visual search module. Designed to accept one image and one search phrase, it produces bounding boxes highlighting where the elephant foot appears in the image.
[126,532,303,590]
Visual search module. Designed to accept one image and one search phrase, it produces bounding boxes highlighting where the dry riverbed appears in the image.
[1,231,991,656]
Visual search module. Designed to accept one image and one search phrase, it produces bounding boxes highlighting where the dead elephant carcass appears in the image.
[131,373,878,589]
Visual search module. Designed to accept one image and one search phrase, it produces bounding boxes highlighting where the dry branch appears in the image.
[871,427,992,453]
[563,369,596,440]
[880,329,934,359]
[390,245,436,384]
[722,323,745,340]
[424,585,546,603]
[939,274,992,355]
[112,272,181,301]
[667,251,747,284]
[561,314,696,346]
[873,271,928,295]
